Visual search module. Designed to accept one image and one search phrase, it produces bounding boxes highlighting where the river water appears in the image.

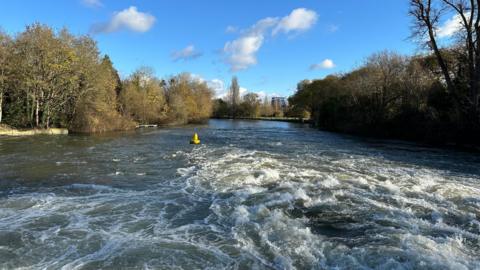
[0,119,479,269]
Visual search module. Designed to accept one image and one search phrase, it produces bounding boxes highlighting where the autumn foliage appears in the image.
[0,24,214,132]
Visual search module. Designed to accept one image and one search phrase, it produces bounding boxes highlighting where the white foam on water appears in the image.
[69,183,113,191]
[177,166,196,177]
[319,175,340,188]
[2,134,480,269]
[233,205,250,225]
[184,144,480,269]
[254,169,280,183]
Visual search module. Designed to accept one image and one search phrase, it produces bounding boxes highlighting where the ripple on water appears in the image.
[0,122,479,269]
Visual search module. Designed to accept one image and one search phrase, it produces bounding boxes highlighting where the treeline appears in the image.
[289,0,480,146]
[289,49,480,144]
[0,24,213,133]
[212,76,286,118]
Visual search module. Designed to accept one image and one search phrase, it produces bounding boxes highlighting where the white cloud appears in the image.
[253,91,279,100]
[226,26,238,33]
[255,91,267,99]
[436,14,463,38]
[92,6,155,33]
[224,35,264,71]
[223,17,278,71]
[208,79,226,98]
[310,59,335,70]
[82,0,102,8]
[187,75,229,98]
[171,45,202,61]
[249,17,280,35]
[223,8,317,71]
[204,77,267,99]
[328,24,339,33]
[239,87,248,97]
[273,8,318,35]
[190,74,206,83]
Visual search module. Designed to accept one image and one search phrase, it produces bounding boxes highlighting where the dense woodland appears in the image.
[0,24,213,133]
[288,0,480,146]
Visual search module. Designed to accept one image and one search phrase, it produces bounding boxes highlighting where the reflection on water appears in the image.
[0,119,479,269]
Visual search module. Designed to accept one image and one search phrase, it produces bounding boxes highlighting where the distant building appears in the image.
[271,97,288,110]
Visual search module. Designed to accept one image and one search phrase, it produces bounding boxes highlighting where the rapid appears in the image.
[0,119,479,269]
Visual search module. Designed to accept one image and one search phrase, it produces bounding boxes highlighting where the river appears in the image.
[0,119,479,269]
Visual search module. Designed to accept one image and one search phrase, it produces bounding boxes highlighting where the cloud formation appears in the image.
[328,24,340,33]
[92,6,155,33]
[273,8,318,35]
[436,14,463,38]
[223,18,277,71]
[225,26,238,33]
[205,77,263,99]
[208,79,227,98]
[82,0,102,8]
[171,45,202,61]
[310,59,335,70]
[223,8,317,72]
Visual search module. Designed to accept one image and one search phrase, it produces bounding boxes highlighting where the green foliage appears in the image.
[212,99,230,118]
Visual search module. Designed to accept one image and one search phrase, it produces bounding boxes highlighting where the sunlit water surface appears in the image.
[0,119,479,269]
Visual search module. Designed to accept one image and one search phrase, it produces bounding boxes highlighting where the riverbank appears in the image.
[0,124,68,136]
[0,118,211,137]
[312,123,480,152]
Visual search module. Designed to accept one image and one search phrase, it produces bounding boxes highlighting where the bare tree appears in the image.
[410,0,480,111]
[0,31,11,123]
[365,51,408,117]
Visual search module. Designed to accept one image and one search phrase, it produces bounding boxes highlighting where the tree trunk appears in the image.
[427,25,455,94]
[35,99,39,127]
[29,94,35,126]
[46,109,50,129]
[0,91,3,123]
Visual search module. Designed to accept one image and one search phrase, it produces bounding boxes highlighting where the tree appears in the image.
[164,73,214,124]
[71,43,134,132]
[0,30,11,124]
[261,95,273,117]
[101,55,122,97]
[0,24,215,132]
[364,51,408,122]
[410,0,480,118]
[228,76,240,118]
[212,98,229,117]
[240,93,261,117]
[120,67,167,124]
[9,24,80,128]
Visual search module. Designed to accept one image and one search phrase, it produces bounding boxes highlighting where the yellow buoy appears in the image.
[190,133,201,145]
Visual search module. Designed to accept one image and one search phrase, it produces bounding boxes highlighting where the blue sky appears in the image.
[0,0,454,97]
